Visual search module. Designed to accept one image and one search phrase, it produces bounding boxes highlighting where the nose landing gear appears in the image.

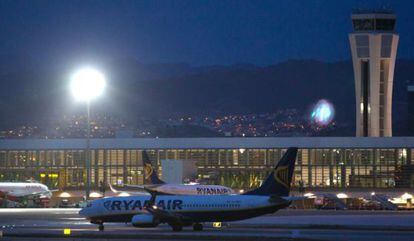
[171,224,183,232]
[98,223,104,231]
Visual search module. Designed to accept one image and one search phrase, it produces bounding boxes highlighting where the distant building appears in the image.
[161,159,197,184]
[349,10,399,136]
[408,84,414,135]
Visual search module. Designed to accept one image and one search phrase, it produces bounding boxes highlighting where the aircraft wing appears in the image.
[22,191,51,199]
[123,184,175,195]
[124,184,145,189]
[108,183,149,196]
[144,189,191,225]
[125,184,161,190]
[146,205,190,224]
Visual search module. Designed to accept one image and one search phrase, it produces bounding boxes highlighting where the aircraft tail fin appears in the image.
[143,151,165,185]
[243,147,297,196]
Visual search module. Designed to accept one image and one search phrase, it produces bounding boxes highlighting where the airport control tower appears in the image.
[349,10,399,137]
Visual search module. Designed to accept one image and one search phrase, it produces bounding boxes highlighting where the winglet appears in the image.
[108,183,119,193]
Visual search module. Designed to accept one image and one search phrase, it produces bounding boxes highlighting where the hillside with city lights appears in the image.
[0,58,411,137]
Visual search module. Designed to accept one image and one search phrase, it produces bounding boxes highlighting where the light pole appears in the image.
[70,68,106,199]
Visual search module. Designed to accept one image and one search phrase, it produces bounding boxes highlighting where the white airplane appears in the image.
[110,151,234,195]
[0,182,53,204]
[80,147,298,231]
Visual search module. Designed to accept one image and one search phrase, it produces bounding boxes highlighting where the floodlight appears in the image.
[70,68,106,102]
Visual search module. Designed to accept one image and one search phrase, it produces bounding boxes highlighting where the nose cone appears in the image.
[79,207,88,217]
[78,207,85,216]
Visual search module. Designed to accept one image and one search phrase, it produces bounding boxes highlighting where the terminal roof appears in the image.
[0,137,413,150]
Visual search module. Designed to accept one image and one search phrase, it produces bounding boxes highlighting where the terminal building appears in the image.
[0,137,413,193]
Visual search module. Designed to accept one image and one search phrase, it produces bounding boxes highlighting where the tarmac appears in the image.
[0,208,413,241]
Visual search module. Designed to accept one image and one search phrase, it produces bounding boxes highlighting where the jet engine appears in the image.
[131,214,159,227]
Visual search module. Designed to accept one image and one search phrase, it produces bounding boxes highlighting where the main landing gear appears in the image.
[91,220,105,231]
[169,223,203,231]
[193,223,203,231]
[98,223,104,231]
[171,224,183,232]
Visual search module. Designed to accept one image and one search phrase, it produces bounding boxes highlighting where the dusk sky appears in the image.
[1,0,414,66]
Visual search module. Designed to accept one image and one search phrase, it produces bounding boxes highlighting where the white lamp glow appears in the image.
[70,68,106,101]
[336,193,348,199]
[118,192,131,197]
[59,192,71,198]
[89,192,103,198]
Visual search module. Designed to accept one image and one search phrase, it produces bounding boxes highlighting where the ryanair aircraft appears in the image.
[79,147,298,232]
[113,151,234,195]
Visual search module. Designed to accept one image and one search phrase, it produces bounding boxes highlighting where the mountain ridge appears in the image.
[0,58,411,133]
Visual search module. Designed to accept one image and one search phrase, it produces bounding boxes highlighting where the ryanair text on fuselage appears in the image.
[196,187,229,195]
[103,199,183,211]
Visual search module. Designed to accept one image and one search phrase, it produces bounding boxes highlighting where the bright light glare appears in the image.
[311,99,335,126]
[59,192,71,198]
[118,192,131,197]
[70,68,106,101]
[304,192,315,197]
[401,193,413,200]
[89,192,103,198]
[336,193,348,199]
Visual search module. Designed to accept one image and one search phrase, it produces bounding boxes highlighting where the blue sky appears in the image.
[0,0,413,66]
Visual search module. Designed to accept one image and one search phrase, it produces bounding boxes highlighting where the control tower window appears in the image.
[353,18,395,31]
[353,19,374,31]
[376,19,395,31]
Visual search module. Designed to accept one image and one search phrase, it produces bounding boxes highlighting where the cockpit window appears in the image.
[86,202,92,208]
